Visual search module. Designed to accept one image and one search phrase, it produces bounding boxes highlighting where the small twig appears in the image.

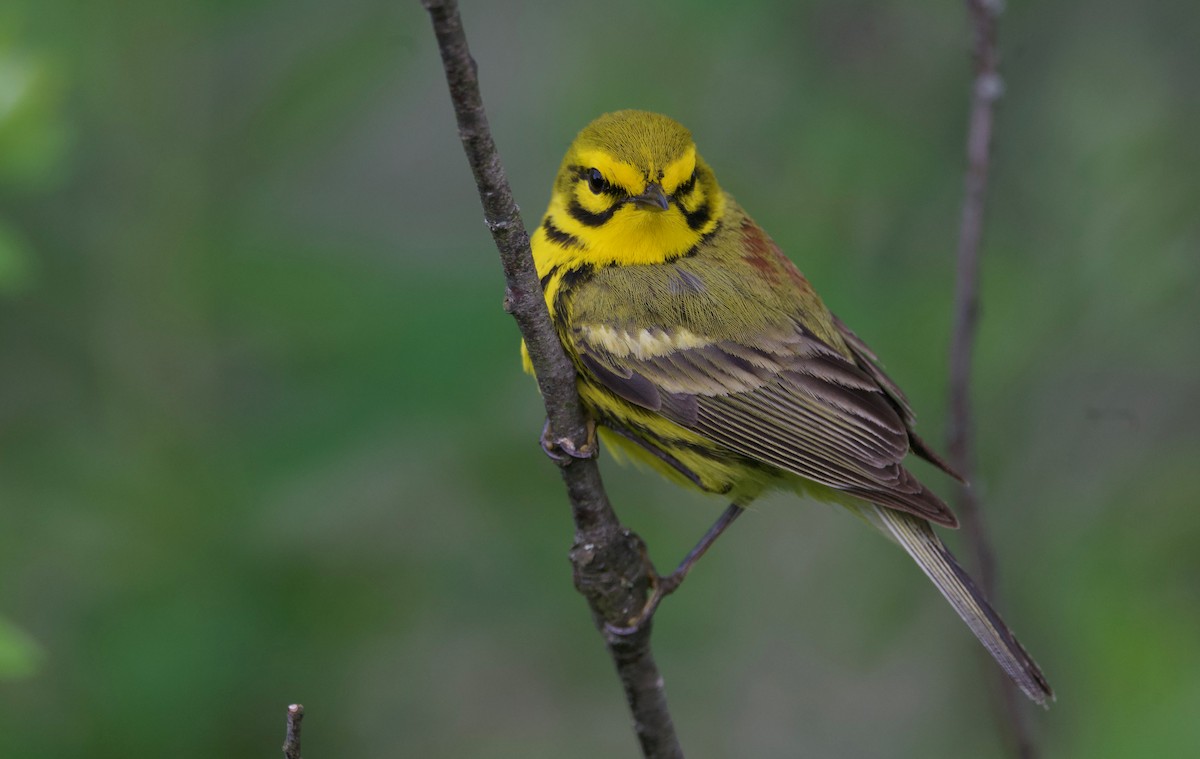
[947,1,1039,757]
[282,704,303,759]
[420,2,682,757]
[949,0,1000,597]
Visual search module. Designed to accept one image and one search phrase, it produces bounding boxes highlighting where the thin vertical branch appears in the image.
[420,2,682,757]
[282,704,304,759]
[947,1,1039,757]
[949,0,1001,596]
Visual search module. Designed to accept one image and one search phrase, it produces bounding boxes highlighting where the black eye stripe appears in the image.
[567,164,702,212]
[568,165,628,200]
[571,166,626,199]
[673,170,698,199]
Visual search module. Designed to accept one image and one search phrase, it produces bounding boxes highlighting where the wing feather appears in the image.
[832,315,965,481]
[574,320,959,527]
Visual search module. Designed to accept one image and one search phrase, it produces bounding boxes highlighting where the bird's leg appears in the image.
[658,503,746,595]
[607,503,745,636]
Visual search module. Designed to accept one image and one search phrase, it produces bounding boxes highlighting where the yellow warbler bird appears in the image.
[523,110,1052,706]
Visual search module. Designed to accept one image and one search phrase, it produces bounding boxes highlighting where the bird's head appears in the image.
[548,110,724,264]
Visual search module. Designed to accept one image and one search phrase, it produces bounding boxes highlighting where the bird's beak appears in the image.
[630,182,670,211]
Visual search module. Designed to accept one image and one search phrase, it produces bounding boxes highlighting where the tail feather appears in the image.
[866,505,1054,707]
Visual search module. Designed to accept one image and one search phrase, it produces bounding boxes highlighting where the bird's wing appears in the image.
[831,314,964,481]
[572,316,959,527]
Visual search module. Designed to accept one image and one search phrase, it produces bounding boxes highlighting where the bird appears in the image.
[521,109,1052,706]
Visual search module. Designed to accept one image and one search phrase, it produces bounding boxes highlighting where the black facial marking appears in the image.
[673,170,697,200]
[571,165,625,199]
[567,198,618,227]
[542,218,585,250]
[683,199,713,231]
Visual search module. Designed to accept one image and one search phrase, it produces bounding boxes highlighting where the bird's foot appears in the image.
[604,504,746,637]
[604,570,686,637]
[540,417,598,464]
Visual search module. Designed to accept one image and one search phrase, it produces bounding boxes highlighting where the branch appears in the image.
[282,704,303,759]
[420,2,682,757]
[947,1,1038,757]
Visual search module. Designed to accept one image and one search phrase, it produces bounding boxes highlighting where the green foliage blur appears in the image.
[2,1,1198,756]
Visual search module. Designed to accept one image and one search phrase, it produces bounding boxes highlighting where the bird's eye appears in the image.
[586,168,608,195]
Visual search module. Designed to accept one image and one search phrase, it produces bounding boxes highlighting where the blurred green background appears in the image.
[2,0,1198,756]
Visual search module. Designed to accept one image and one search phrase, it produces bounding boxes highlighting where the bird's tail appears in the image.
[862,504,1054,707]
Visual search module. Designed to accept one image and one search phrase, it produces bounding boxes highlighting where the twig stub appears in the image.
[283,703,304,759]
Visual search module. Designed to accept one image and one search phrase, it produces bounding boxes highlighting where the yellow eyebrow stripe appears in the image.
[575,149,643,191]
[575,146,696,194]
[661,146,697,193]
